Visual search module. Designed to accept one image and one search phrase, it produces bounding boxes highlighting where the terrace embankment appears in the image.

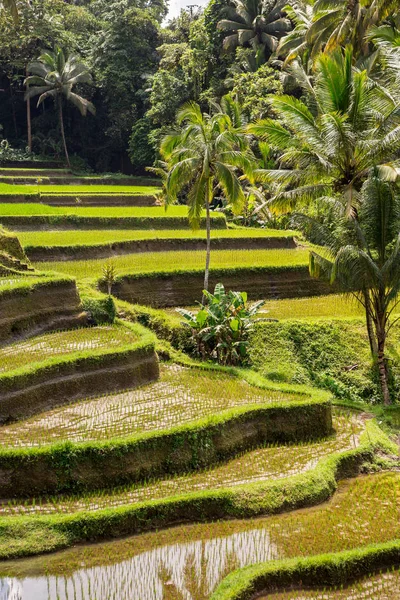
[0,214,227,230]
[0,323,159,423]
[105,266,333,307]
[0,277,86,343]
[27,235,297,261]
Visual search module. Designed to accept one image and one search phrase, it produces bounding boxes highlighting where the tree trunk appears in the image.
[58,95,70,169]
[377,337,391,405]
[202,187,211,304]
[9,78,18,138]
[26,66,32,152]
[363,290,378,357]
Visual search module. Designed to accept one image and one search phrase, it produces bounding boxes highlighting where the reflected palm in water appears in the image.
[159,550,240,599]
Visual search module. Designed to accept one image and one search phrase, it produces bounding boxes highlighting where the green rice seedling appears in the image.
[0,409,365,517]
[0,364,308,447]
[0,324,138,373]
[19,228,297,247]
[34,248,310,280]
[0,183,161,195]
[0,204,195,217]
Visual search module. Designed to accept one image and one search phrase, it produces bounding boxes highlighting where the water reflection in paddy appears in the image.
[0,472,398,600]
[0,526,277,600]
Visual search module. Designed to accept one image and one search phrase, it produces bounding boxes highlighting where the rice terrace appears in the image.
[0,1,400,599]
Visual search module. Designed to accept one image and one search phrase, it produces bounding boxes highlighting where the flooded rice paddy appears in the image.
[0,473,399,600]
[0,365,305,446]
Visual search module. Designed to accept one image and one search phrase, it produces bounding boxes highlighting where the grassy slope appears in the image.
[33,248,310,279]
[249,318,400,403]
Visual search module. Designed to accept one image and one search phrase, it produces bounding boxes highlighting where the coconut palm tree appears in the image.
[278,0,398,63]
[160,100,250,296]
[218,0,291,64]
[302,172,400,405]
[249,46,400,212]
[276,0,313,66]
[249,45,400,355]
[25,47,95,168]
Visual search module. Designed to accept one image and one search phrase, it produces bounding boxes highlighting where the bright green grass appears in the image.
[34,248,310,279]
[0,364,305,446]
[0,324,138,374]
[0,184,160,196]
[0,203,193,216]
[259,294,365,319]
[41,185,161,195]
[0,408,363,515]
[20,228,296,247]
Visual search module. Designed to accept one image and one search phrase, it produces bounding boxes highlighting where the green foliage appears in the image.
[178,283,264,365]
[228,62,283,120]
[129,118,156,168]
[305,173,400,404]
[82,295,116,325]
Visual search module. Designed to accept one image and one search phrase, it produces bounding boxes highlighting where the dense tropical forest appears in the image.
[0,1,400,599]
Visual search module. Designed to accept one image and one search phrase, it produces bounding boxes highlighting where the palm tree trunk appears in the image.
[202,186,211,303]
[58,95,70,169]
[364,290,378,357]
[377,337,391,405]
[26,66,32,152]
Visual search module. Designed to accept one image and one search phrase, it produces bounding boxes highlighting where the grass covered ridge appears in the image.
[211,539,400,600]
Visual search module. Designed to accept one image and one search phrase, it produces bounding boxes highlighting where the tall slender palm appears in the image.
[160,100,249,296]
[303,172,400,405]
[218,0,291,64]
[25,47,95,168]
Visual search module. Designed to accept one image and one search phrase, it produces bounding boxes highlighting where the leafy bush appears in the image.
[0,139,34,163]
[177,283,264,365]
[82,295,116,324]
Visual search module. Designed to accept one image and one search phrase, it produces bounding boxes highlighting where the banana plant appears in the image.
[177,283,264,365]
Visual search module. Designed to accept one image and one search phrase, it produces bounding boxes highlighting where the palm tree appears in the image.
[25,47,95,168]
[276,0,313,66]
[160,99,249,296]
[218,0,291,64]
[249,45,400,354]
[302,172,400,405]
[278,0,398,63]
[249,46,400,212]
